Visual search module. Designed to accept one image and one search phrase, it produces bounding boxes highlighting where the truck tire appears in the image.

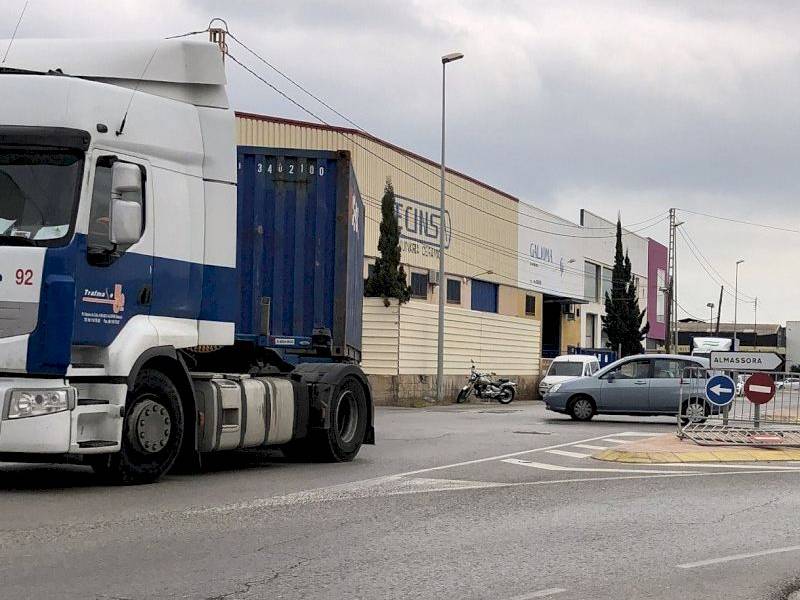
[306,376,368,462]
[92,368,185,484]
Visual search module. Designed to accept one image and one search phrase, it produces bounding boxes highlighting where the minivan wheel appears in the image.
[569,396,594,421]
[680,399,709,425]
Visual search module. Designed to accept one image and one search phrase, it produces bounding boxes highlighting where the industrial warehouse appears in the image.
[236,113,668,404]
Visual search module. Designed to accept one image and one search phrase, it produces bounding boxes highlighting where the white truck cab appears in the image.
[0,37,373,483]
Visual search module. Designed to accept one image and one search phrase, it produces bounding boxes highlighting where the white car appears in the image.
[539,355,601,397]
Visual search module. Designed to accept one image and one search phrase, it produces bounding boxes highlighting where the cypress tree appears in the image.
[601,218,650,356]
[365,178,411,306]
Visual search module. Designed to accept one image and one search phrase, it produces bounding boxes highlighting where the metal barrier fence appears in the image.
[678,367,800,446]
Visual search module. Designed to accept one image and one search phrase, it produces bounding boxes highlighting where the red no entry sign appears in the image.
[744,373,775,405]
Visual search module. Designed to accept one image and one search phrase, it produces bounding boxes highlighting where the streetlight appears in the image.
[733,259,744,348]
[437,51,463,403]
[706,302,714,334]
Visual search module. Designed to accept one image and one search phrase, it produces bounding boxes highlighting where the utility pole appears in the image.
[715,285,723,334]
[665,208,676,353]
[666,209,684,353]
[436,52,463,403]
[753,297,758,351]
[707,303,714,334]
[733,259,744,349]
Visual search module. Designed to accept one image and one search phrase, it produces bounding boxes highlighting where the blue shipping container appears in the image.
[236,147,365,361]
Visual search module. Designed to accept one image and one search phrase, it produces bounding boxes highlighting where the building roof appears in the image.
[677,319,783,335]
[237,112,531,206]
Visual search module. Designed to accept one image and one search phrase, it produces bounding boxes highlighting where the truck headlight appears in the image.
[549,383,562,393]
[7,389,72,419]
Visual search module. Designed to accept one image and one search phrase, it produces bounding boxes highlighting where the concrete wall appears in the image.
[362,298,541,405]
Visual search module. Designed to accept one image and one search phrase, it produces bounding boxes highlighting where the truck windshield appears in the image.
[548,362,585,377]
[0,149,83,246]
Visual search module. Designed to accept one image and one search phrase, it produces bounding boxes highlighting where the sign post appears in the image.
[743,372,776,429]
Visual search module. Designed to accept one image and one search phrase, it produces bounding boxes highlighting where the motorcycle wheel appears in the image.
[497,387,515,404]
[456,388,470,404]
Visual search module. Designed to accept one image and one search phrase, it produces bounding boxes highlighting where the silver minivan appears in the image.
[543,354,709,421]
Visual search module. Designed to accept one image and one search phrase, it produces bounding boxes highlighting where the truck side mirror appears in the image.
[109,163,143,246]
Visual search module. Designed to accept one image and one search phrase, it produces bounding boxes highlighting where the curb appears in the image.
[594,447,800,464]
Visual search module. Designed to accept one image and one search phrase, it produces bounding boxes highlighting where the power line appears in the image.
[362,212,650,304]
[231,51,668,241]
[677,227,755,305]
[361,193,666,280]
[225,38,668,235]
[679,225,756,301]
[677,208,800,234]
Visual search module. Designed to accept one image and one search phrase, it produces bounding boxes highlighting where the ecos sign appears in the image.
[394,196,451,252]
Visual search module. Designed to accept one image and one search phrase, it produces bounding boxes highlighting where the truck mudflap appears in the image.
[289,363,375,444]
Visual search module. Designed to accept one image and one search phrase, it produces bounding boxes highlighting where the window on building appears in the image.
[656,269,666,323]
[446,279,461,304]
[410,272,428,299]
[584,261,600,302]
[585,313,596,348]
[525,294,536,316]
[471,280,498,313]
[601,267,612,302]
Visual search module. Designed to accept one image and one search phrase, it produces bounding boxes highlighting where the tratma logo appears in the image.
[394,195,451,249]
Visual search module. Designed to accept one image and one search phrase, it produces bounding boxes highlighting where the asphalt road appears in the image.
[2,401,800,600]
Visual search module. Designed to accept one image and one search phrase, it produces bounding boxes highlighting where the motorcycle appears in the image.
[456,361,517,404]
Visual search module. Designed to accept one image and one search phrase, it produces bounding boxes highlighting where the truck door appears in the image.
[72,154,153,348]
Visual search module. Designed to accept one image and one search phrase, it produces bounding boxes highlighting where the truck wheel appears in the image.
[310,376,368,462]
[92,368,184,484]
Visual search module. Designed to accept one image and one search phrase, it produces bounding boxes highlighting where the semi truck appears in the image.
[0,37,374,483]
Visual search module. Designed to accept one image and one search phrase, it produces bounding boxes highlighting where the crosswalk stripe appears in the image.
[612,432,656,437]
[572,444,608,451]
[546,449,591,459]
[601,438,631,444]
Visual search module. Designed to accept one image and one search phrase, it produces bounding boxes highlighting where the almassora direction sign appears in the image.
[709,351,782,371]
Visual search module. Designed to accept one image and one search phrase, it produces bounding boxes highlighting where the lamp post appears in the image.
[733,259,744,349]
[437,51,463,403]
[706,302,714,334]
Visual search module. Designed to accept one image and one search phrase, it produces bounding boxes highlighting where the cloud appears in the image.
[1,0,797,323]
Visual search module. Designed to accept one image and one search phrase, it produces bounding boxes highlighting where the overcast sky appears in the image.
[3,0,799,325]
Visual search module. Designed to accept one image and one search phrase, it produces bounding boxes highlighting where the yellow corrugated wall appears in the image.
[361,298,540,377]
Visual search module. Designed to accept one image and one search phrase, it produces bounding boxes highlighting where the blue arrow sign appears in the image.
[706,374,736,406]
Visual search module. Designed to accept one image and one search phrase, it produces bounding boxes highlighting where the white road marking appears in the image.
[600,438,632,444]
[502,458,692,474]
[612,432,656,437]
[508,588,567,599]
[677,545,800,569]
[185,469,800,514]
[391,433,648,478]
[572,444,609,451]
[657,462,800,471]
[546,449,591,459]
